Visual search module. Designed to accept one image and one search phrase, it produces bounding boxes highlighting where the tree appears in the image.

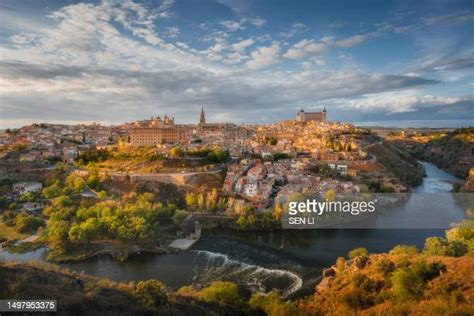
[42,181,63,199]
[424,237,455,256]
[68,224,88,244]
[47,220,71,250]
[324,189,336,201]
[65,173,85,193]
[206,188,218,213]
[197,193,205,213]
[172,210,188,226]
[185,193,197,211]
[15,215,43,233]
[273,202,283,221]
[135,280,167,308]
[207,147,229,163]
[168,146,183,157]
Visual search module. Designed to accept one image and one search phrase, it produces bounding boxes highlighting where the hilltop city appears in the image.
[0,107,417,216]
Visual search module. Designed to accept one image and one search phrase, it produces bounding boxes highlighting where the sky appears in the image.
[0,0,473,128]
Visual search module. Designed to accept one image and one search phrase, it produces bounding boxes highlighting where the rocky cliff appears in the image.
[365,139,425,186]
[389,128,473,179]
[460,167,474,193]
[416,129,473,178]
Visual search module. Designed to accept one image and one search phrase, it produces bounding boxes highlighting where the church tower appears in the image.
[199,107,206,125]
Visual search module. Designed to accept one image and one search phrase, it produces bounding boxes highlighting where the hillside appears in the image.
[388,128,474,179]
[297,252,474,315]
[460,168,474,193]
[365,139,425,186]
[0,261,254,315]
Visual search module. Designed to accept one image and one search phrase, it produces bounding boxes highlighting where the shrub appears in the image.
[351,273,381,293]
[342,288,374,310]
[15,215,43,233]
[135,280,167,308]
[376,258,395,276]
[424,237,468,257]
[348,247,369,259]
[172,210,188,226]
[176,285,199,297]
[410,260,446,282]
[199,281,242,305]
[391,268,424,301]
[389,245,418,256]
[249,291,298,316]
[336,257,345,272]
[446,225,474,243]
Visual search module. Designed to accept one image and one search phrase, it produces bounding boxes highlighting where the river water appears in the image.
[0,162,467,297]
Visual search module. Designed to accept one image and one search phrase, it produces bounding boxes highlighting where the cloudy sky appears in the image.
[0,0,473,128]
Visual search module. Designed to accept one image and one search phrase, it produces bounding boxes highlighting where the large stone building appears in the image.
[296,107,327,123]
[130,115,188,146]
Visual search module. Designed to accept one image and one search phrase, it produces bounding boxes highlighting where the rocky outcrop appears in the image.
[416,131,473,178]
[460,167,474,193]
[365,139,425,186]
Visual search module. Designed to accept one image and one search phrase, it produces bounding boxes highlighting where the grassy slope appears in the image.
[298,253,474,315]
[0,222,27,241]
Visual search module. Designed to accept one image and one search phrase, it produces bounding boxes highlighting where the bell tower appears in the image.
[199,107,206,125]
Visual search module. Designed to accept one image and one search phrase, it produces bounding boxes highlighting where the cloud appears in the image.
[9,33,38,45]
[216,0,253,13]
[220,20,244,32]
[166,26,180,38]
[280,22,306,39]
[416,54,474,72]
[245,43,281,69]
[0,0,469,127]
[425,11,474,25]
[220,17,265,32]
[335,90,463,114]
[283,38,330,59]
[335,34,366,48]
[231,38,254,51]
[250,18,266,27]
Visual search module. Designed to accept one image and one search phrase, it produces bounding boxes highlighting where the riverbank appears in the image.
[387,127,473,179]
[0,162,467,298]
[28,241,170,263]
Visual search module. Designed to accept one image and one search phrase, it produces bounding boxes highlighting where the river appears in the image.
[0,162,467,297]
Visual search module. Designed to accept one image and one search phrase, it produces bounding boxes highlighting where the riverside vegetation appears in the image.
[2,223,473,315]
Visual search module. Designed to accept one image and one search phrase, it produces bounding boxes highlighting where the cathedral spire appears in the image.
[199,107,206,125]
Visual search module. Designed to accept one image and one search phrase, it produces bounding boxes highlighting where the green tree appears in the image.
[65,173,85,192]
[185,193,197,211]
[42,181,63,199]
[168,146,183,157]
[47,220,71,250]
[68,224,88,244]
[135,280,168,308]
[15,214,43,233]
[199,281,241,305]
[172,210,188,226]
